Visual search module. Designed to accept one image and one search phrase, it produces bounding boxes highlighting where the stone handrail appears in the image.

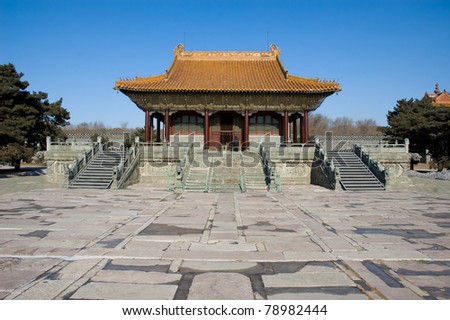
[239,152,246,192]
[46,136,97,152]
[178,142,195,189]
[112,145,139,189]
[67,142,100,184]
[259,143,280,191]
[354,144,389,185]
[354,141,409,154]
[167,172,176,191]
[311,138,340,189]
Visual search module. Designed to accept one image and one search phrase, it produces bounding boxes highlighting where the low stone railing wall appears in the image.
[310,139,340,190]
[179,142,195,189]
[354,140,410,187]
[112,144,140,189]
[65,132,130,142]
[138,142,189,184]
[354,145,388,186]
[316,133,387,152]
[261,143,316,186]
[44,136,98,186]
[46,136,95,152]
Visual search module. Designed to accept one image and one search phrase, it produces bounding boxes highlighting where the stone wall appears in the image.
[310,163,337,190]
[316,134,386,152]
[44,138,95,186]
[139,162,178,184]
[357,144,411,187]
[267,145,316,186]
[66,132,129,142]
[139,144,187,185]
[45,151,86,186]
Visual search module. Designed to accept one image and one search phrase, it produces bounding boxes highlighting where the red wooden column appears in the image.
[204,110,209,149]
[301,111,309,143]
[156,116,161,142]
[244,110,249,150]
[164,110,170,143]
[144,111,150,142]
[292,116,298,143]
[283,110,289,143]
[149,113,154,142]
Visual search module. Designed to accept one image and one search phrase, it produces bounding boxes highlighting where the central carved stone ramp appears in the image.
[184,167,209,191]
[184,150,210,191]
[208,151,242,193]
[184,150,267,192]
[69,151,122,189]
[327,151,385,191]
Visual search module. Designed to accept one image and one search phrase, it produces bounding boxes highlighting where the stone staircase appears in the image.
[244,162,268,191]
[327,151,385,191]
[69,151,123,189]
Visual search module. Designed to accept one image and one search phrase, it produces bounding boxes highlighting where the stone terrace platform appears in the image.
[0,174,449,299]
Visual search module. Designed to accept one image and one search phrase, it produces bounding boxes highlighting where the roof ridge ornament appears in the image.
[174,43,184,56]
[435,83,441,94]
[270,44,281,56]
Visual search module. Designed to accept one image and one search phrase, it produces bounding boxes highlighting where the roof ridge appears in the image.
[173,43,279,60]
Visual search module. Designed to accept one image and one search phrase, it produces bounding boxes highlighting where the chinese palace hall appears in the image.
[115,44,341,149]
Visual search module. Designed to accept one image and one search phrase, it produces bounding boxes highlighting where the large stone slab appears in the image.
[189,242,257,252]
[263,271,354,288]
[70,282,177,300]
[283,251,335,261]
[267,290,369,300]
[91,270,181,284]
[181,261,260,272]
[188,273,253,300]
[335,249,429,261]
[15,280,74,300]
[164,250,285,261]
[58,259,104,281]
[344,261,424,299]
[0,270,43,291]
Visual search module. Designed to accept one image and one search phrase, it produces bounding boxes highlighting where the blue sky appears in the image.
[1,0,449,128]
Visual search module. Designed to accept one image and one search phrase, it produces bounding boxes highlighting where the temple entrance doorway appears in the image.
[210,112,242,150]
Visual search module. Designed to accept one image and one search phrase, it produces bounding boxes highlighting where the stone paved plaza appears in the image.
[0,171,450,300]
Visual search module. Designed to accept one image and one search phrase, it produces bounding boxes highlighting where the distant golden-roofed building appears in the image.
[425,83,450,107]
[115,44,341,147]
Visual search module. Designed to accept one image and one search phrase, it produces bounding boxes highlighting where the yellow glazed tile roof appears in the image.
[115,44,341,94]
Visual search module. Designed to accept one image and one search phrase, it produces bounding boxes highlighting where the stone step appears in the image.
[81,170,113,175]
[84,166,114,170]
[341,179,380,183]
[245,174,265,178]
[246,186,268,191]
[343,185,384,189]
[69,183,111,189]
[69,184,111,189]
[185,185,206,188]
[76,177,112,181]
[188,174,208,179]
